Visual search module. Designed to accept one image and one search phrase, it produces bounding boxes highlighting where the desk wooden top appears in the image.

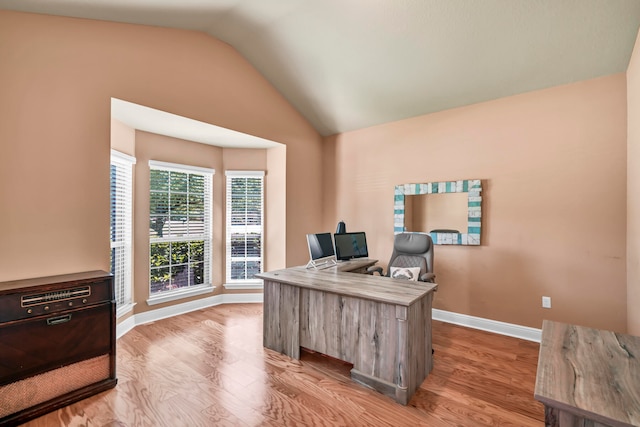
[534,320,640,427]
[256,263,437,307]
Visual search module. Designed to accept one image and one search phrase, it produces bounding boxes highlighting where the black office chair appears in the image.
[368,232,435,283]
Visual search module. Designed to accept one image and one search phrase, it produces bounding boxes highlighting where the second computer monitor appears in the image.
[306,232,335,261]
[334,231,368,261]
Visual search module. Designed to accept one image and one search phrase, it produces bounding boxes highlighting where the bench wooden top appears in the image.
[534,320,640,427]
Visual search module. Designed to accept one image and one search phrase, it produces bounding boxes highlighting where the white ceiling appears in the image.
[111,98,281,149]
[3,0,640,136]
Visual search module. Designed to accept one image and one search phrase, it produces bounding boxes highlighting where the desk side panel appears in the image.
[263,280,300,359]
[404,292,433,403]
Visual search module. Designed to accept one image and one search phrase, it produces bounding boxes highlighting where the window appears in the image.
[225,171,264,285]
[110,150,136,316]
[149,161,214,297]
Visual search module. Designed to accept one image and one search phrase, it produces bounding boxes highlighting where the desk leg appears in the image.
[263,280,300,359]
[396,294,434,405]
[395,305,409,405]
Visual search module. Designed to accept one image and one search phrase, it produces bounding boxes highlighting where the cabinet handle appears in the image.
[46,314,72,326]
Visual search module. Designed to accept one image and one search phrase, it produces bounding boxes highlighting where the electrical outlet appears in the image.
[542,296,551,309]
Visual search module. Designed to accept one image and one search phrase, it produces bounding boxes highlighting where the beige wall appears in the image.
[628,30,640,336]
[266,145,288,273]
[1,9,635,334]
[324,74,628,332]
[0,10,322,283]
[111,119,136,156]
[222,148,267,171]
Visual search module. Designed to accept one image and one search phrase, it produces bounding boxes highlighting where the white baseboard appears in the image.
[116,292,263,339]
[220,292,264,304]
[432,308,541,343]
[116,314,137,339]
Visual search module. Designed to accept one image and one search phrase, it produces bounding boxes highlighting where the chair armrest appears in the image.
[367,266,383,276]
[420,272,436,283]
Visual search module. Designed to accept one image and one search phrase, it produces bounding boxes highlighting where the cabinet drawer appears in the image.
[0,277,113,323]
[0,303,113,386]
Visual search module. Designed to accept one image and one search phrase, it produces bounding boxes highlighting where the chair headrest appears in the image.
[394,233,432,254]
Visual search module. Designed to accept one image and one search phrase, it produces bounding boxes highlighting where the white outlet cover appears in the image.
[542,296,552,309]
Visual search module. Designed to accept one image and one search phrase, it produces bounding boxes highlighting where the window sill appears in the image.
[223,280,263,290]
[146,284,215,306]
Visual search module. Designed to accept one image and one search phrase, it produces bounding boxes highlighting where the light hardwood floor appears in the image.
[22,304,544,426]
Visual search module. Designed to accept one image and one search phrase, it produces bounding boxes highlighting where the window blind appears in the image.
[149,160,214,295]
[110,150,136,313]
[225,171,264,282]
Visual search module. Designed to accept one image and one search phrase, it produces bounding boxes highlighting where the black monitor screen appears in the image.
[334,232,368,261]
[306,233,335,260]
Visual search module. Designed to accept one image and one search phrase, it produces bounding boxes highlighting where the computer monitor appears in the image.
[334,231,368,261]
[306,233,335,261]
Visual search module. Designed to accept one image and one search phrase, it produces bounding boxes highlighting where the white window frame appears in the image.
[224,170,265,290]
[110,150,136,317]
[147,160,215,306]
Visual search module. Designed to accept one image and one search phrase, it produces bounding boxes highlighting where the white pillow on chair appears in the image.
[390,266,420,281]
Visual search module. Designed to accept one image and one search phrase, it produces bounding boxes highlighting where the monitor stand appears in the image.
[305,256,337,270]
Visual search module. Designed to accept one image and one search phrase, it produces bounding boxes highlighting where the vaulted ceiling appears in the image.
[2,0,640,136]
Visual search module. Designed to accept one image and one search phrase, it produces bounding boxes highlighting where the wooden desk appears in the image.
[257,260,438,405]
[534,320,640,427]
